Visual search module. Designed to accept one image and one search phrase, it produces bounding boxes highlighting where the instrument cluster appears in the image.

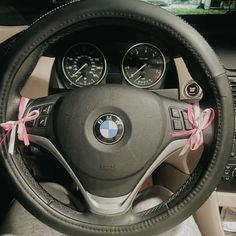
[58,42,168,89]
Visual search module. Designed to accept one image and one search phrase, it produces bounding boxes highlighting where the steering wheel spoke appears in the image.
[157,94,193,140]
[24,93,64,138]
[79,138,188,215]
[167,103,193,135]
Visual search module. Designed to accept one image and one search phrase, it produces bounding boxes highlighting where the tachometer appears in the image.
[62,43,107,87]
[122,43,166,88]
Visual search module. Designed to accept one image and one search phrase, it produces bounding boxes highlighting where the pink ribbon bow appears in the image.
[171,104,215,153]
[0,97,39,154]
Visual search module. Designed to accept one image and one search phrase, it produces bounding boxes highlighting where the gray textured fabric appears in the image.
[0,201,64,236]
[160,217,201,236]
[0,183,68,236]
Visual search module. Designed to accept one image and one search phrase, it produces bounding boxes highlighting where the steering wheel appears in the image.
[0,0,234,235]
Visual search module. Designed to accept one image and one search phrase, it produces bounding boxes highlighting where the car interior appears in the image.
[0,0,236,235]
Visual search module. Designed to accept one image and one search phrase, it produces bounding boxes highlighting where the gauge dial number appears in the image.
[122,43,166,88]
[62,43,107,87]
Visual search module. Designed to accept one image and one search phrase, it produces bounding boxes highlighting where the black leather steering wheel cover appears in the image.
[0,0,234,235]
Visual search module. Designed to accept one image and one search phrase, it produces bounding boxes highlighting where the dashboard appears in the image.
[0,3,235,233]
[0,1,235,232]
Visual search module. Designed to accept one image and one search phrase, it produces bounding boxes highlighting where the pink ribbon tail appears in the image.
[17,109,39,146]
[171,104,215,153]
[0,97,39,154]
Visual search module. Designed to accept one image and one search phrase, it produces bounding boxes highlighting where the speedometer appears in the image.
[122,43,166,88]
[62,43,107,87]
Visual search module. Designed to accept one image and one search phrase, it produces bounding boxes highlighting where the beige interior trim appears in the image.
[174,57,194,100]
[174,57,203,102]
[155,163,189,192]
[165,146,203,174]
[156,164,226,236]
[194,192,224,236]
[0,25,28,44]
[217,191,236,207]
[0,26,53,99]
[21,57,54,98]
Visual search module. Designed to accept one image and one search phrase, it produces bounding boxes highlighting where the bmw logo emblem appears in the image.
[94,114,124,144]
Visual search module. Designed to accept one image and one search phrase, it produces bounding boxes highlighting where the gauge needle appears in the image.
[129,63,147,79]
[75,75,83,83]
[134,75,143,83]
[72,63,88,77]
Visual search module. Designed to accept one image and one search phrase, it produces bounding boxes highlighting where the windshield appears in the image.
[142,0,236,14]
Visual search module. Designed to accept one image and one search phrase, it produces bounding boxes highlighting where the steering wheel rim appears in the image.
[0,0,234,235]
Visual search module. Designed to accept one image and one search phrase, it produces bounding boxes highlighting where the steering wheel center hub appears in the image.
[55,85,165,182]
